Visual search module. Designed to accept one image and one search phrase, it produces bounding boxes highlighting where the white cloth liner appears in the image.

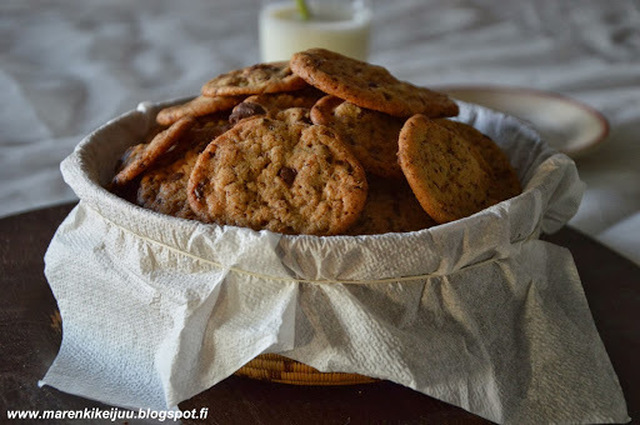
[41,101,629,424]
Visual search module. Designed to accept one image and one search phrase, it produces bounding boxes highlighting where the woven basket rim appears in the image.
[235,353,379,386]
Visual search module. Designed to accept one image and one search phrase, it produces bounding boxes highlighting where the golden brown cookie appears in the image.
[137,148,201,220]
[156,95,244,126]
[290,48,458,118]
[434,119,522,202]
[273,107,312,124]
[345,176,437,235]
[115,143,147,175]
[397,114,496,224]
[201,62,308,97]
[189,114,233,148]
[187,117,368,235]
[228,89,322,124]
[134,115,230,218]
[112,116,196,187]
[109,142,150,202]
[112,123,167,175]
[310,95,405,179]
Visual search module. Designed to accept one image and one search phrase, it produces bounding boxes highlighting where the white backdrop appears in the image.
[1,0,639,264]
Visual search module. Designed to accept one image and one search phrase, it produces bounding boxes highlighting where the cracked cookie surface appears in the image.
[201,62,307,97]
[290,48,458,118]
[398,114,496,223]
[187,117,368,235]
[434,119,522,202]
[229,89,322,125]
[311,95,405,178]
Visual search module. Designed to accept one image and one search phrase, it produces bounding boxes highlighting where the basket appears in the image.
[235,353,379,385]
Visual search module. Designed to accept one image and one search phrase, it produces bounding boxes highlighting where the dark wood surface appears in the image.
[1,202,638,424]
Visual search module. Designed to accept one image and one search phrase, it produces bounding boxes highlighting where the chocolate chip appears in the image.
[194,180,208,201]
[168,172,184,182]
[278,166,297,186]
[251,63,281,72]
[229,102,266,124]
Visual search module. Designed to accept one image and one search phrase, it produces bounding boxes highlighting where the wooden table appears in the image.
[1,203,638,424]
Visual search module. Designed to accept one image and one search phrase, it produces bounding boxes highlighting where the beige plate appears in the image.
[439,85,610,157]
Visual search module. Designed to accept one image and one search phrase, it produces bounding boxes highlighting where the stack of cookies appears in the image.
[110,48,521,236]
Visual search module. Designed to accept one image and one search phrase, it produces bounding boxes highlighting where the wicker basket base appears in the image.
[235,353,378,385]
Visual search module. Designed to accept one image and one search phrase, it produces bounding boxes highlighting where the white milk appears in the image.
[259,1,371,62]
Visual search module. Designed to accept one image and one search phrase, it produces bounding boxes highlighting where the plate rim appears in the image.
[436,84,610,156]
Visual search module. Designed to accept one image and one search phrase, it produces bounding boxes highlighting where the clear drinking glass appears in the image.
[259,0,372,62]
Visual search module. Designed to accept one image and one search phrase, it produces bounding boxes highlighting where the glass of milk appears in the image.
[259,0,372,62]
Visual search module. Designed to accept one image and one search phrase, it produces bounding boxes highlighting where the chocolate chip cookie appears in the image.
[137,148,201,220]
[345,176,436,235]
[112,116,196,186]
[434,119,521,202]
[201,62,307,97]
[311,95,405,178]
[156,95,244,126]
[398,114,496,223]
[187,117,368,235]
[290,48,458,118]
[229,90,320,124]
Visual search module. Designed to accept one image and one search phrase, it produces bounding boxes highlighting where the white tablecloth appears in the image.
[1,0,639,265]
